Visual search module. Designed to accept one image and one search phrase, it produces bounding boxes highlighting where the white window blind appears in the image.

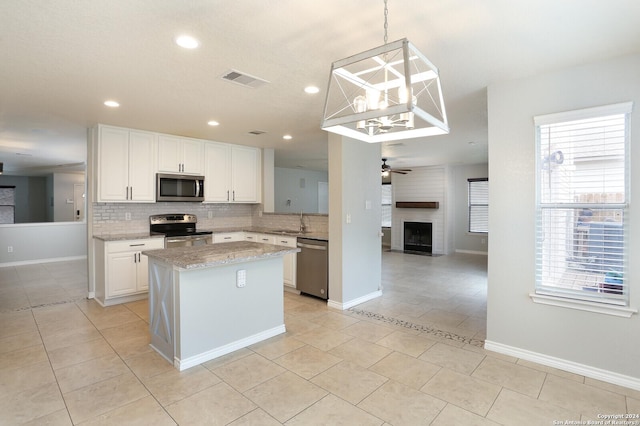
[535,102,631,306]
[381,184,392,227]
[468,178,488,233]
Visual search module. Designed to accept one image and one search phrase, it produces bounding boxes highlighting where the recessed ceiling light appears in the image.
[175,35,199,49]
[304,86,320,94]
[283,135,293,140]
[207,120,219,126]
[104,100,119,108]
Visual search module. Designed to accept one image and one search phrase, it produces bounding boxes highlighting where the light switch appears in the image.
[365,200,372,210]
[346,213,351,224]
[236,269,246,288]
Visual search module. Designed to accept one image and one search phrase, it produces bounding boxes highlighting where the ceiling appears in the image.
[1,0,639,175]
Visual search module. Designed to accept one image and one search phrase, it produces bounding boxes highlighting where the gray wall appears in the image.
[274,167,328,213]
[328,133,381,305]
[52,172,85,222]
[486,53,640,381]
[452,163,488,254]
[0,222,87,265]
[0,175,47,223]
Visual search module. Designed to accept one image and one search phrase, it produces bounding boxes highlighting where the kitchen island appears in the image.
[143,241,299,371]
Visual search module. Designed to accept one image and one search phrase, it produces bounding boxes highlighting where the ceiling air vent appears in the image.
[248,130,266,135]
[220,69,269,88]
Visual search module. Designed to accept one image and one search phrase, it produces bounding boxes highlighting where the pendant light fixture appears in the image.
[321,0,448,143]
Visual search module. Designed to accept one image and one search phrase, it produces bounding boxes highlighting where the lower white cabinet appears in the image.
[213,232,244,243]
[273,236,297,289]
[94,237,164,306]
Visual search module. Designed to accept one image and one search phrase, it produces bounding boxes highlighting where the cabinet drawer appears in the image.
[257,234,275,244]
[106,238,164,253]
[274,236,297,247]
[214,232,243,243]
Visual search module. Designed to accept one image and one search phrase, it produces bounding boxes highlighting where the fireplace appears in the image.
[404,221,432,255]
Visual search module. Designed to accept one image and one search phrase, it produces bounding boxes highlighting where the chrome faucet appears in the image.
[299,210,306,234]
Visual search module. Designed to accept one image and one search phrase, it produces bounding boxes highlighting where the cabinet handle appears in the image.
[129,243,144,247]
[233,190,235,201]
[130,186,133,200]
[227,190,229,201]
[138,253,141,262]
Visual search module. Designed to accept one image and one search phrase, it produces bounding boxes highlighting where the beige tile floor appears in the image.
[1,253,639,425]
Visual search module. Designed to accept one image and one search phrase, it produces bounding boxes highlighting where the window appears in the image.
[534,102,631,307]
[382,183,392,227]
[468,178,488,233]
[0,186,16,224]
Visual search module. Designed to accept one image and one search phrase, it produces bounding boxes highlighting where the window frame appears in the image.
[381,182,392,228]
[468,178,488,234]
[531,102,635,316]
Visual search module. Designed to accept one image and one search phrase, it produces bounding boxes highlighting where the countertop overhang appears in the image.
[143,241,300,270]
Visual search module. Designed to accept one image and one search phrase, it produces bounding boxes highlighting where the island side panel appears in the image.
[148,259,175,363]
[175,256,285,368]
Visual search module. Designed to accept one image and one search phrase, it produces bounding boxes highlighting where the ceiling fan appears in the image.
[381,158,412,176]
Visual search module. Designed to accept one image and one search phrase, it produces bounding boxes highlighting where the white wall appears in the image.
[0,222,87,265]
[486,53,640,384]
[274,167,328,214]
[328,133,381,307]
[452,163,488,254]
[390,166,450,254]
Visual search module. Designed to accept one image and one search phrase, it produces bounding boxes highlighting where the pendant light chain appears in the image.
[383,0,389,45]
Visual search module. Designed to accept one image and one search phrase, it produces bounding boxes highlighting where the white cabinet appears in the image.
[245,233,275,244]
[94,238,164,306]
[273,235,297,289]
[213,232,244,243]
[158,135,204,175]
[231,145,260,202]
[204,142,261,203]
[95,125,157,202]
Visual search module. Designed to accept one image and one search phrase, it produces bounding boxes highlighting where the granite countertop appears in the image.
[205,227,329,241]
[94,228,328,242]
[94,233,164,242]
[143,241,300,270]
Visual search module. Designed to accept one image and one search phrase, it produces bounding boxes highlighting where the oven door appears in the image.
[165,234,212,248]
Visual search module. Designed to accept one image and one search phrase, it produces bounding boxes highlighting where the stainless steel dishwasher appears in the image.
[296,238,328,299]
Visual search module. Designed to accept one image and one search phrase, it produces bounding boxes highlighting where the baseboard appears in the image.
[175,324,286,371]
[0,255,87,268]
[455,249,488,255]
[484,340,640,391]
[328,290,382,311]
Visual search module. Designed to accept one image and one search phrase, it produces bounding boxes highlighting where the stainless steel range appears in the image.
[150,214,213,248]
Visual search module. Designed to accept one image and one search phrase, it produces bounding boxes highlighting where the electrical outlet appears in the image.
[125,212,131,221]
[481,238,486,244]
[7,246,13,253]
[207,210,213,219]
[346,213,352,224]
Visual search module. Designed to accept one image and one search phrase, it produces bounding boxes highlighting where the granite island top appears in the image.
[142,241,300,270]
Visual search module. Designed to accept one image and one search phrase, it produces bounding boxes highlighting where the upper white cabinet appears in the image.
[204,142,261,203]
[96,125,157,202]
[158,135,204,175]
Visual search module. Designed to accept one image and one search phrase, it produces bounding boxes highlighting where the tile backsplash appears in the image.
[91,203,328,235]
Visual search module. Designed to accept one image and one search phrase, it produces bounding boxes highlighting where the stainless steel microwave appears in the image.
[156,173,204,202]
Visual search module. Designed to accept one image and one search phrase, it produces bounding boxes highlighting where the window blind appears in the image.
[468,178,488,233]
[381,184,392,227]
[535,103,630,305]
